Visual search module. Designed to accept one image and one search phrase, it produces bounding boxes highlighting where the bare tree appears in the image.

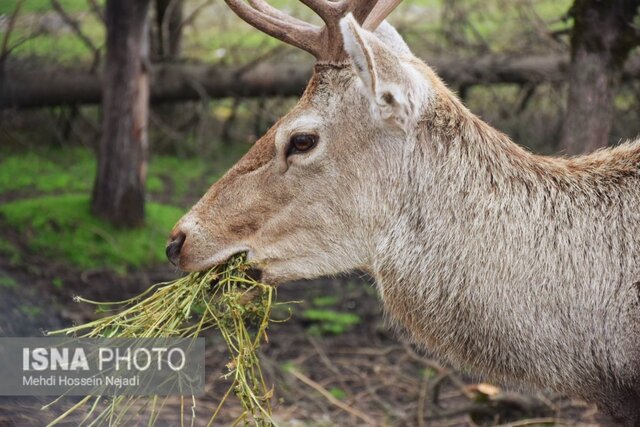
[91,0,151,227]
[559,0,640,154]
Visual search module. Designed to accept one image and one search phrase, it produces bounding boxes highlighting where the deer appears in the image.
[165,1,640,424]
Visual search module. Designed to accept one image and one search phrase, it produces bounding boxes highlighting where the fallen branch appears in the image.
[493,417,594,427]
[2,54,640,109]
[289,368,377,426]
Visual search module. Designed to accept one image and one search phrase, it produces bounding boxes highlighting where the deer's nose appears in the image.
[166,231,186,266]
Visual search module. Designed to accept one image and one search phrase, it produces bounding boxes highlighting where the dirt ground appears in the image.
[0,249,618,427]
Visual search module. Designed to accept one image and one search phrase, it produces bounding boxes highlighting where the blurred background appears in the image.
[0,0,639,425]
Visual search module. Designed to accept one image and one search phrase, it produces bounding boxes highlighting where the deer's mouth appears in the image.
[188,252,263,282]
[179,245,254,273]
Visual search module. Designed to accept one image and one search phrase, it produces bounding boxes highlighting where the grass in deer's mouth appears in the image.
[45,254,284,427]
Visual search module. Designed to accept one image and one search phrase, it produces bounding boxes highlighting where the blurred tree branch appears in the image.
[179,0,213,31]
[87,0,105,23]
[0,0,26,105]
[0,0,26,62]
[51,0,102,71]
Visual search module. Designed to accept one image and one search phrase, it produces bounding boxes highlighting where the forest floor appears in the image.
[0,247,613,427]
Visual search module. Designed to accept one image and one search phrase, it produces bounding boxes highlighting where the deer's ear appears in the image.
[340,14,378,95]
[340,14,421,130]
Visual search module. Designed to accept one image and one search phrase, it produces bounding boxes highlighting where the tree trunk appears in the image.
[154,0,183,60]
[91,0,151,228]
[559,0,639,154]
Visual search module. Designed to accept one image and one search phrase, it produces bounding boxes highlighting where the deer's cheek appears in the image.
[226,219,261,241]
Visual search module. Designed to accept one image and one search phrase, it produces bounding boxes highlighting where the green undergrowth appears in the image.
[0,144,248,272]
[303,309,361,335]
[0,195,182,272]
[0,148,95,195]
[0,0,99,14]
[0,237,22,265]
[329,387,347,400]
[0,275,18,289]
[0,147,214,204]
[148,155,210,202]
[1,1,104,64]
[298,287,364,335]
[6,29,104,63]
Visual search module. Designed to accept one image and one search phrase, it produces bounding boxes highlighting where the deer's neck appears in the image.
[370,90,640,394]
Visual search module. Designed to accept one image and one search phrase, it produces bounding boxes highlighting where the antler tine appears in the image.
[352,0,379,24]
[299,0,348,24]
[362,0,402,31]
[294,0,382,61]
[224,0,322,56]
[225,0,402,62]
[300,0,382,27]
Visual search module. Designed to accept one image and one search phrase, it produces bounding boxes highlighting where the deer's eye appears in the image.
[287,134,318,156]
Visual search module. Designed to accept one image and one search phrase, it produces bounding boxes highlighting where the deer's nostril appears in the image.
[166,231,186,266]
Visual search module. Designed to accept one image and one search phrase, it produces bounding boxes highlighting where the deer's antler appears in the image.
[224,0,403,63]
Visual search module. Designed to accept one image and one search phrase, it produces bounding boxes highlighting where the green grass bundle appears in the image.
[45,254,281,427]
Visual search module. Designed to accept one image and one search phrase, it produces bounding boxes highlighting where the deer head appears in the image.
[167,0,434,284]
